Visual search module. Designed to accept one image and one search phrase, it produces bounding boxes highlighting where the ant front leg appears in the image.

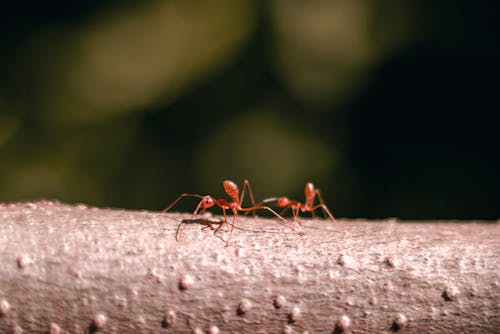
[290,205,303,229]
[310,204,336,223]
[239,179,257,217]
[213,206,229,235]
[240,205,290,227]
[312,189,336,223]
[162,193,204,213]
[223,210,238,247]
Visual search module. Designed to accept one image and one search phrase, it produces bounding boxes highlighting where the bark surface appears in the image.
[0,201,498,333]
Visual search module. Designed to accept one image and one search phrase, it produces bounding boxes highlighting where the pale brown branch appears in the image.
[0,201,498,333]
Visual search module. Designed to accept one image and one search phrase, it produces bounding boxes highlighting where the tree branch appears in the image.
[0,201,498,333]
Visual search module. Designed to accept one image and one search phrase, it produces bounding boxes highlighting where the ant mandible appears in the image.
[261,182,336,224]
[162,180,288,245]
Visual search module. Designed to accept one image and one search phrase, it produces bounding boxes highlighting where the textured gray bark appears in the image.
[0,201,498,333]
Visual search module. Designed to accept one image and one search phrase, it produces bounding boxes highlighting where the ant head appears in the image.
[305,182,315,199]
[201,196,215,208]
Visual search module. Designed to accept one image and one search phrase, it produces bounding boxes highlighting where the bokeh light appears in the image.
[0,0,497,219]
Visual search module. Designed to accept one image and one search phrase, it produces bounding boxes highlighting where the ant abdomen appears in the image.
[223,180,240,202]
[305,182,315,198]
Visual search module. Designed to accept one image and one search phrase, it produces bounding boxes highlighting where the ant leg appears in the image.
[240,205,289,225]
[225,211,237,247]
[246,197,278,217]
[239,180,257,217]
[213,207,228,234]
[292,206,302,229]
[191,199,206,217]
[313,189,336,222]
[310,204,336,223]
[162,194,204,212]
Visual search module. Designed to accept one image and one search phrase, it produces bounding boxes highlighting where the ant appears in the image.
[261,182,336,224]
[162,180,288,245]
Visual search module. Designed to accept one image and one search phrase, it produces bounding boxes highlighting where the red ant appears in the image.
[162,180,288,245]
[261,182,336,224]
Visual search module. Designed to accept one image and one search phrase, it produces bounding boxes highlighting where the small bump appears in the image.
[68,267,83,279]
[148,268,163,283]
[0,298,10,316]
[334,315,351,333]
[391,313,408,332]
[135,316,146,327]
[327,270,335,280]
[442,285,459,301]
[179,274,194,291]
[237,298,252,315]
[383,281,394,293]
[288,306,301,323]
[212,253,223,263]
[162,310,177,327]
[234,248,241,257]
[208,325,219,334]
[114,295,128,309]
[294,265,304,275]
[11,324,23,334]
[128,287,139,297]
[192,327,203,334]
[283,325,294,334]
[49,323,61,334]
[274,295,286,309]
[17,255,32,269]
[337,254,352,267]
[383,257,395,268]
[92,313,107,330]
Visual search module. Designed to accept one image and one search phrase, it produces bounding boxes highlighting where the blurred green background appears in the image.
[0,0,497,219]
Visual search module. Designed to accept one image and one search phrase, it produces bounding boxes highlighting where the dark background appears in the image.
[0,0,498,219]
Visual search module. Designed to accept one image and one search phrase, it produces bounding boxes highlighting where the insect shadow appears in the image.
[175,216,286,244]
[175,217,224,241]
